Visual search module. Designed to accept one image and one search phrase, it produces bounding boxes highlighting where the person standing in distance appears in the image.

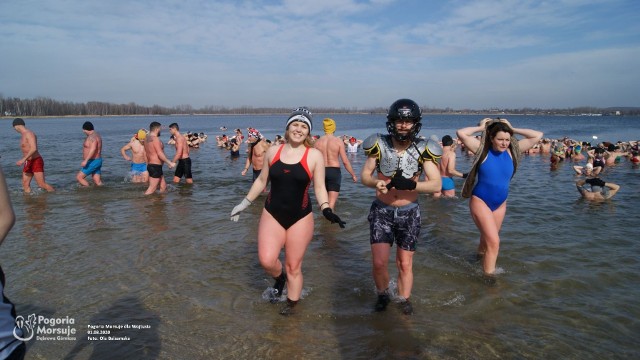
[241,129,269,181]
[313,118,358,209]
[457,118,543,278]
[230,108,346,316]
[76,121,103,186]
[169,123,193,184]
[144,122,175,195]
[361,99,442,315]
[11,118,55,193]
[434,135,466,198]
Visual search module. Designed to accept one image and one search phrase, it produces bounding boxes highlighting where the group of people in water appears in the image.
[7,102,634,319]
[11,118,199,196]
[228,99,543,316]
[227,101,635,316]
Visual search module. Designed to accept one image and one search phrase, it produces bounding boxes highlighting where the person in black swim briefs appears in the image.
[144,122,176,195]
[169,123,193,184]
[457,118,543,276]
[230,108,345,316]
[313,118,358,209]
[242,129,270,182]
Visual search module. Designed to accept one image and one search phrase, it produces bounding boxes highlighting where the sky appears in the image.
[1,0,639,110]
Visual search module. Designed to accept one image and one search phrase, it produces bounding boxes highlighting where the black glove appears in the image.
[462,173,468,179]
[322,208,346,228]
[385,171,417,191]
[585,178,606,187]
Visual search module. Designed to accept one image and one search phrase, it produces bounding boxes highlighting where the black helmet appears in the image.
[386,98,422,141]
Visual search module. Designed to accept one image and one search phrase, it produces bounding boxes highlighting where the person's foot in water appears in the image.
[271,270,287,303]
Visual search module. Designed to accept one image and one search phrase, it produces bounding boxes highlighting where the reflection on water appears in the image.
[0,115,639,358]
[22,195,48,261]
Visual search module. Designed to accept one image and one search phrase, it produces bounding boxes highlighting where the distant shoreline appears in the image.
[0,112,622,120]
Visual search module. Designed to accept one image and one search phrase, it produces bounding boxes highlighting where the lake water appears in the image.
[0,114,639,359]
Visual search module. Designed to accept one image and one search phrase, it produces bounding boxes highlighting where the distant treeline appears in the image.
[1,95,638,117]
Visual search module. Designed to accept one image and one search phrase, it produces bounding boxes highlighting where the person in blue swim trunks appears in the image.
[76,121,104,186]
[457,118,543,276]
[434,135,467,198]
[121,129,149,183]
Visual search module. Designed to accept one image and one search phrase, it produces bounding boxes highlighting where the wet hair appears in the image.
[149,121,161,131]
[82,121,94,131]
[169,123,179,130]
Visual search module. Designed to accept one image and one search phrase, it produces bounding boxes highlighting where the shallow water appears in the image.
[1,115,639,359]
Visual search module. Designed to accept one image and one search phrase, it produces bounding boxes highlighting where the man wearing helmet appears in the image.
[361,99,442,315]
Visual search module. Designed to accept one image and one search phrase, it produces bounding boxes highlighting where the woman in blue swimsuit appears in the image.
[457,118,543,276]
[230,108,345,315]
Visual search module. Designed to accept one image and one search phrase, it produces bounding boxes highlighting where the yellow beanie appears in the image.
[136,129,147,141]
[323,118,336,134]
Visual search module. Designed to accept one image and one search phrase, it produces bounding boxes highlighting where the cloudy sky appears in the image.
[1,0,639,109]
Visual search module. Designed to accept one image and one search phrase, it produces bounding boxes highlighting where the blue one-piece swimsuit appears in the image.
[472,148,514,211]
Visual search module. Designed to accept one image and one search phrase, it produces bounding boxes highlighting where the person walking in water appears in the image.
[230,108,345,316]
[313,118,358,209]
[434,135,466,198]
[76,121,103,186]
[457,118,543,278]
[144,122,175,195]
[241,128,270,181]
[361,99,442,315]
[120,129,149,183]
[169,123,193,184]
[12,118,55,193]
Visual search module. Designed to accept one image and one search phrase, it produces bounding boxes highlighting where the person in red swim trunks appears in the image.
[12,118,55,193]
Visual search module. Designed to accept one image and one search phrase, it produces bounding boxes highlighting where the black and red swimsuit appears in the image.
[265,145,313,229]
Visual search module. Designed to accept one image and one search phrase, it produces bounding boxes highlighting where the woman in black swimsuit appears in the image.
[230,108,345,315]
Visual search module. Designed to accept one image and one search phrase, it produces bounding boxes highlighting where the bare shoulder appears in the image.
[25,129,36,140]
[308,146,323,158]
[307,147,325,168]
[264,143,279,159]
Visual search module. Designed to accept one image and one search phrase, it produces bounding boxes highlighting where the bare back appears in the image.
[130,139,147,163]
[438,147,460,177]
[314,135,345,167]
